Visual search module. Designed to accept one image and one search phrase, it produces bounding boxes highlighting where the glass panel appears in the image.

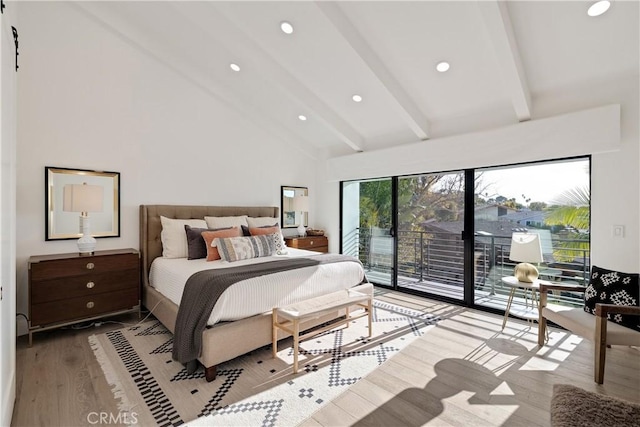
[396,171,465,300]
[342,178,394,287]
[473,159,591,314]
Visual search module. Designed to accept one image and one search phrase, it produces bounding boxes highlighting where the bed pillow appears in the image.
[185,225,233,260]
[215,235,276,262]
[204,215,249,230]
[247,217,279,228]
[584,265,639,331]
[248,225,288,255]
[160,216,207,258]
[201,227,243,261]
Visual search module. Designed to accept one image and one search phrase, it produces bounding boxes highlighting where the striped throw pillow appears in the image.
[214,235,276,262]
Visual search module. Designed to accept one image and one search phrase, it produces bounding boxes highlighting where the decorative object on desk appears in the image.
[45,166,120,240]
[306,228,325,236]
[280,185,308,230]
[63,182,103,255]
[509,232,543,283]
[292,194,309,237]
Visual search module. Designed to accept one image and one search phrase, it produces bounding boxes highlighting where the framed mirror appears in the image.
[45,166,120,240]
[281,186,308,229]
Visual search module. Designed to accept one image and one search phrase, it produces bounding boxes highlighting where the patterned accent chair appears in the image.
[538,266,640,384]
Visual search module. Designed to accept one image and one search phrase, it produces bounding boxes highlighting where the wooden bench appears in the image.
[272,289,373,373]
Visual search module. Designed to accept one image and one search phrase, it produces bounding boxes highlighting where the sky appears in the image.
[477,159,590,205]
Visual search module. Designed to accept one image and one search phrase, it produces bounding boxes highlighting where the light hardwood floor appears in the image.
[11,290,640,426]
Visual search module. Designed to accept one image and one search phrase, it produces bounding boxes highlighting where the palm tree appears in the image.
[545,186,590,263]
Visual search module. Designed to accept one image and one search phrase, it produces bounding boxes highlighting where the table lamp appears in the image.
[292,195,309,237]
[509,232,543,283]
[63,182,104,255]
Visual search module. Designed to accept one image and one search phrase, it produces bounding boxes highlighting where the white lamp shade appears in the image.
[509,232,543,263]
[63,184,104,213]
[292,195,309,212]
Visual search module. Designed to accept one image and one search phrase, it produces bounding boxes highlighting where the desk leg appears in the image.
[502,288,516,330]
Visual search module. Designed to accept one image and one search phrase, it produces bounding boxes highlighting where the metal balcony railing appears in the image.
[343,228,590,308]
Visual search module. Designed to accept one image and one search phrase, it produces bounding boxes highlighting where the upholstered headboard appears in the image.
[139,205,279,287]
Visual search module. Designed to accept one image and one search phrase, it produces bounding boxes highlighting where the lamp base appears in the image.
[77,235,96,255]
[514,262,539,283]
[77,215,96,255]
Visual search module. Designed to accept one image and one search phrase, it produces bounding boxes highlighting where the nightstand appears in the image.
[28,248,140,345]
[284,235,329,253]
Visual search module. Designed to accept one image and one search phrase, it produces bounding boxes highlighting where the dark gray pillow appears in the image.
[184,225,232,260]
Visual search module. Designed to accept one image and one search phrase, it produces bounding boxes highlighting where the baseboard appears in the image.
[1,369,16,427]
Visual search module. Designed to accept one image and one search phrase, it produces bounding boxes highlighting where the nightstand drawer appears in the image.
[31,268,139,304]
[285,236,328,253]
[30,253,139,281]
[31,288,139,326]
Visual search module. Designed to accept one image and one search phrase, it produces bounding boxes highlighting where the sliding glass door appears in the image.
[473,159,591,311]
[340,157,590,311]
[396,172,466,301]
[341,178,395,287]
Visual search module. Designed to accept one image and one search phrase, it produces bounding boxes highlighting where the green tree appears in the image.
[529,201,548,211]
[545,186,590,262]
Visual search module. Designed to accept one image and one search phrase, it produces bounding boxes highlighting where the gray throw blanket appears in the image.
[172,254,365,367]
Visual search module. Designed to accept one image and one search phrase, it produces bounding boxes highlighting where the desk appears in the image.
[501,276,542,330]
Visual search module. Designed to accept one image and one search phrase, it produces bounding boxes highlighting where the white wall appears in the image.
[15,3,317,335]
[1,1,18,424]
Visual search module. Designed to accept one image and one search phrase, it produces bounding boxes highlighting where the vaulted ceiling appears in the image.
[77,1,639,159]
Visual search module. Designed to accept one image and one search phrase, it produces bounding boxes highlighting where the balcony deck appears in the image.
[365,267,584,316]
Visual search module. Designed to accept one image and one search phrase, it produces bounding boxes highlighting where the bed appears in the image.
[139,204,372,382]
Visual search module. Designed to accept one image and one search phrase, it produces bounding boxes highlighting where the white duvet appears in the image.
[149,248,366,326]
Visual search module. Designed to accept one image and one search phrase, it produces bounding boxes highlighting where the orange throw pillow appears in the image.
[202,227,242,261]
[248,225,279,236]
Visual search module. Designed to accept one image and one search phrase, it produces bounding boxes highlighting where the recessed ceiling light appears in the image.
[298,115,307,121]
[229,63,240,72]
[280,21,294,34]
[436,61,450,73]
[588,1,610,16]
[352,94,363,103]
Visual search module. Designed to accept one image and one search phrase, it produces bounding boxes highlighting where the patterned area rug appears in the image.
[89,301,438,426]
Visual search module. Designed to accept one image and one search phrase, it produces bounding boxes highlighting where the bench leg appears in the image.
[272,308,278,359]
[293,319,300,374]
[367,298,373,337]
[346,306,350,328]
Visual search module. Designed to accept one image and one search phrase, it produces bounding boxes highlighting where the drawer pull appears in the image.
[86,301,95,309]
[310,240,314,245]
[86,262,95,270]
[86,281,95,289]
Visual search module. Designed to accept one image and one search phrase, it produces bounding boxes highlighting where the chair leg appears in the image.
[594,315,607,384]
[538,316,546,346]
